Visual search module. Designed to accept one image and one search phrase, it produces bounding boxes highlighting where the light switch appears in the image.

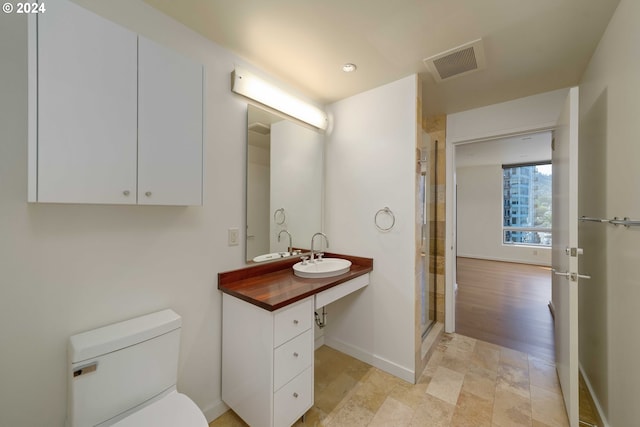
[228,228,239,246]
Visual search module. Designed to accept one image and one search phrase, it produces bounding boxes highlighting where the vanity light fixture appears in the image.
[342,63,357,73]
[231,66,328,130]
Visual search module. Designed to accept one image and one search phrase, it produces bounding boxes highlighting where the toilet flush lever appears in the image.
[73,362,98,378]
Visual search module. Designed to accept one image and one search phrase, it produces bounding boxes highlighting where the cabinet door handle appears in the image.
[293,392,299,398]
[145,191,152,197]
[123,190,130,196]
[293,352,299,358]
[293,319,299,325]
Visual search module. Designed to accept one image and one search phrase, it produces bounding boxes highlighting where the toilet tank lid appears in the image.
[70,309,181,364]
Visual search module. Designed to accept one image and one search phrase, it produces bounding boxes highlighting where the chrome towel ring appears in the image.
[273,208,286,225]
[375,207,395,232]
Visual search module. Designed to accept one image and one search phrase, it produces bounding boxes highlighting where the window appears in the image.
[502,163,552,246]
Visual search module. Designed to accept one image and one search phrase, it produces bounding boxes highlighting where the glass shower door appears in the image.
[419,144,435,338]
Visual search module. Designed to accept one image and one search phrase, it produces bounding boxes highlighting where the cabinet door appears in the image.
[138,37,203,206]
[37,0,137,204]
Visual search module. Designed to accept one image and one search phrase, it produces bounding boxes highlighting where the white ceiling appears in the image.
[143,0,619,116]
[456,131,552,168]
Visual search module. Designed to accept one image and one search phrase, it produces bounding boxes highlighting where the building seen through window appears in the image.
[502,163,552,246]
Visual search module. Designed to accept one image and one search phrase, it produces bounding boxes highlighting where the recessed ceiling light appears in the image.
[342,63,357,73]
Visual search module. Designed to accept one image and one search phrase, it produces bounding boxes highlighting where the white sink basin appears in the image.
[293,258,352,278]
[252,252,291,263]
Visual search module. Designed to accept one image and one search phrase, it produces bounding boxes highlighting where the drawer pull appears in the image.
[293,352,299,357]
[293,319,299,325]
[293,392,299,398]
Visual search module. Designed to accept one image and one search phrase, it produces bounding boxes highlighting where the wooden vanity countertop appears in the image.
[218,253,373,311]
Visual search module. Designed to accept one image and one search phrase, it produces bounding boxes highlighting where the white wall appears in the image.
[578,0,640,424]
[447,88,569,144]
[270,120,323,251]
[324,75,418,382]
[0,2,323,425]
[457,165,551,265]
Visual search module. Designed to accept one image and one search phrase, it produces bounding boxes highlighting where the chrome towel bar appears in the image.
[579,216,640,228]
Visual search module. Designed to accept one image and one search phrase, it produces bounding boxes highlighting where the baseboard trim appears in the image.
[579,364,609,427]
[315,335,325,350]
[202,399,230,424]
[457,253,551,267]
[324,337,415,384]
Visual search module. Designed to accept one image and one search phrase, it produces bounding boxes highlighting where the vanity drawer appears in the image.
[273,366,313,427]
[274,297,312,347]
[274,329,313,391]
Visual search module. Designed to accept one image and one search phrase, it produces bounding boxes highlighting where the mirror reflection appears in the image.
[246,105,323,263]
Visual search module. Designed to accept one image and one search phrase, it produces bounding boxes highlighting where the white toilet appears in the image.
[67,309,208,427]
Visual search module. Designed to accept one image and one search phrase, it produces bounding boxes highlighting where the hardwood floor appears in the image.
[455,257,554,361]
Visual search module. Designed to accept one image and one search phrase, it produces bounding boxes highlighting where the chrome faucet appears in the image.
[310,232,329,262]
[277,229,293,255]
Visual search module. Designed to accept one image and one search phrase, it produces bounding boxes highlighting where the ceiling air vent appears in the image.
[423,39,486,83]
[248,122,270,135]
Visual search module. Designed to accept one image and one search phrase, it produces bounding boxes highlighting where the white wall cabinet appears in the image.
[222,295,314,427]
[29,0,203,205]
[138,36,203,206]
[34,0,138,204]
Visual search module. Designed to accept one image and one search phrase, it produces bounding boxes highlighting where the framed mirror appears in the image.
[246,105,324,263]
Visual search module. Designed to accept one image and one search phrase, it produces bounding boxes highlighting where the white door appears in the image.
[551,86,580,426]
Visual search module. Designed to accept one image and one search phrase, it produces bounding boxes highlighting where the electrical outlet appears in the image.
[228,228,239,246]
[533,250,538,256]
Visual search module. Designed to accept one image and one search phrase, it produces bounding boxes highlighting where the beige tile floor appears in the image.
[210,333,569,427]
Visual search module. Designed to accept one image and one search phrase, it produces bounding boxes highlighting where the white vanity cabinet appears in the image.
[222,295,314,427]
[29,0,203,205]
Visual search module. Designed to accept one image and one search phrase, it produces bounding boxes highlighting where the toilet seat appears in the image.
[111,390,207,427]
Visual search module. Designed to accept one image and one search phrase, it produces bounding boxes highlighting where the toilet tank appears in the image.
[67,309,182,427]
